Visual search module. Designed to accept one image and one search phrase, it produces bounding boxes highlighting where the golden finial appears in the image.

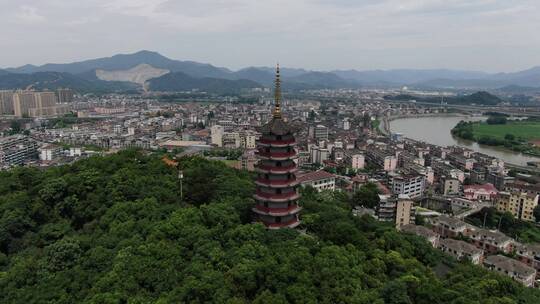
[273,63,282,118]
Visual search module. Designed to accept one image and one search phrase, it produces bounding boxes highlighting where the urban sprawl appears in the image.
[1,86,540,288]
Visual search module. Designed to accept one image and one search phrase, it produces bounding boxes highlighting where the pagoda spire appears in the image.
[273,63,282,119]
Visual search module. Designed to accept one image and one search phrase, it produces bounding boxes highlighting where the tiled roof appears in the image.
[296,170,336,183]
[439,238,482,255]
[464,183,497,192]
[401,224,438,238]
[484,255,536,277]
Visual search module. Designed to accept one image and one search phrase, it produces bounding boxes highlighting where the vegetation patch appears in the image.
[0,150,539,303]
[451,117,540,157]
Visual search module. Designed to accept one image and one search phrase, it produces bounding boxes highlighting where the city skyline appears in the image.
[1,0,540,72]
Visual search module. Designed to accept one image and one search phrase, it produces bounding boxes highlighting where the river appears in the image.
[389,116,540,166]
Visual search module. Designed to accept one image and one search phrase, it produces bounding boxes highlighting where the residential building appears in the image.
[39,144,63,162]
[391,174,425,198]
[377,194,416,228]
[311,124,329,140]
[366,147,397,172]
[211,125,224,147]
[431,215,469,238]
[296,170,336,192]
[310,146,329,165]
[464,183,498,202]
[13,91,37,117]
[438,238,483,264]
[0,90,14,115]
[441,177,460,196]
[350,154,365,170]
[496,192,539,222]
[57,88,74,103]
[515,243,540,276]
[400,224,440,247]
[0,135,38,167]
[484,255,536,287]
[469,228,514,254]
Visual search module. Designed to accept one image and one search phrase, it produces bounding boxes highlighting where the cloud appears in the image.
[14,5,45,24]
[0,0,539,72]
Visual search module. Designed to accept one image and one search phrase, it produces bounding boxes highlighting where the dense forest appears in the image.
[0,150,539,303]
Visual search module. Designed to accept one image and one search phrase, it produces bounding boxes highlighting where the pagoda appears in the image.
[252,64,301,229]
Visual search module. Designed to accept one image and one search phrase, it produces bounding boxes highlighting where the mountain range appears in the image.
[1,50,540,93]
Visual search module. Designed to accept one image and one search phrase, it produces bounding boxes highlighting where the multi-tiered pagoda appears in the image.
[253,65,301,229]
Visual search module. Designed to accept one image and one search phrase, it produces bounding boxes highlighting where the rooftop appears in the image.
[439,238,482,255]
[296,170,336,183]
[484,255,536,277]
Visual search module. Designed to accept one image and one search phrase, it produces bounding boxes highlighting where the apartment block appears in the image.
[377,194,416,228]
[438,238,483,264]
[400,224,440,247]
[391,174,425,198]
[484,255,536,287]
[496,192,539,222]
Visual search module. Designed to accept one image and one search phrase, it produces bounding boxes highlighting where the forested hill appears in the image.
[385,91,503,106]
[0,150,538,303]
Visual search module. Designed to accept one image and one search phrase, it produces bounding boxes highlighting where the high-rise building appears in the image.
[57,88,74,103]
[0,90,14,115]
[13,91,37,117]
[253,65,301,229]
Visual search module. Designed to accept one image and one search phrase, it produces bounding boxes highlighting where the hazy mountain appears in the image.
[0,71,137,92]
[333,69,489,85]
[252,67,310,78]
[286,71,353,88]
[6,50,232,79]
[147,72,262,94]
[232,67,275,85]
[3,51,540,91]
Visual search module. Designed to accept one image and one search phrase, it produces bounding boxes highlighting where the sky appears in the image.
[0,0,539,72]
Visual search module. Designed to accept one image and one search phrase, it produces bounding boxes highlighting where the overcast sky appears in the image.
[1,0,539,72]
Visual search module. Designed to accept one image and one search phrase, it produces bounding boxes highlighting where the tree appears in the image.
[351,182,380,208]
[534,205,540,223]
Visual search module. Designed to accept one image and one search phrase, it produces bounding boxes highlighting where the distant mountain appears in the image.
[147,72,262,94]
[6,50,232,79]
[386,91,503,106]
[286,71,353,88]
[252,67,310,78]
[333,69,489,85]
[95,64,170,86]
[0,71,137,92]
[232,68,275,85]
[232,67,355,88]
[4,51,540,91]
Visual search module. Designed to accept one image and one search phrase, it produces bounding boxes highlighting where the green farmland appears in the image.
[472,120,540,141]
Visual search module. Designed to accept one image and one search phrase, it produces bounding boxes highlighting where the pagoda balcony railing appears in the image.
[266,218,301,229]
[258,138,296,145]
[256,178,298,186]
[254,190,300,200]
[253,205,301,215]
[256,164,297,172]
[257,150,297,159]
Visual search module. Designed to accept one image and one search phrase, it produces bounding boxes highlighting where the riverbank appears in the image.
[382,113,469,135]
[389,115,540,166]
[451,119,540,157]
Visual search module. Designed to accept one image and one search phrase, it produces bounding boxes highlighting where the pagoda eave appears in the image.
[253,193,301,203]
[252,206,302,217]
